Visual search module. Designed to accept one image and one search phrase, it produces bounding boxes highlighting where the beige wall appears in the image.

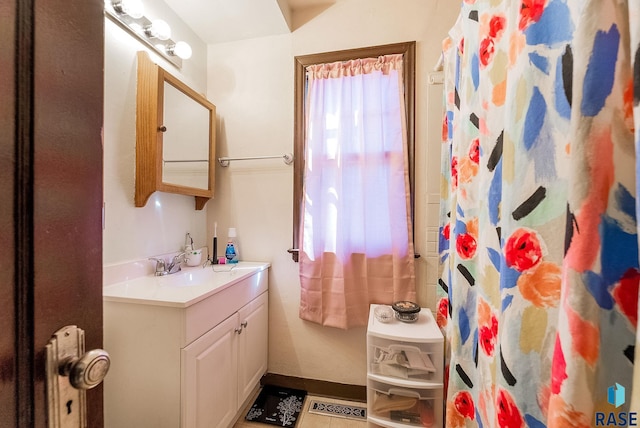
[206,0,459,386]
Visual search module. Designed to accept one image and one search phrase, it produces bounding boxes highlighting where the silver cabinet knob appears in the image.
[234,321,248,334]
[60,349,111,390]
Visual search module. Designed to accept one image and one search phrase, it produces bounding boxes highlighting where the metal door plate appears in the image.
[46,325,87,428]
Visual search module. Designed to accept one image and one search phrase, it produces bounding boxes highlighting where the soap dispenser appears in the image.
[184,233,193,252]
[225,228,239,264]
[184,232,202,266]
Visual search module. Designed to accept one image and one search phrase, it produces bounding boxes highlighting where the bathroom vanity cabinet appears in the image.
[366,304,444,428]
[103,263,269,428]
[182,292,267,428]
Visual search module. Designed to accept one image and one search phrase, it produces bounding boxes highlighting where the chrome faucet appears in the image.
[149,252,186,276]
[166,252,186,274]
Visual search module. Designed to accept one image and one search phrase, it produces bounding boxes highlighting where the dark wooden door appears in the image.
[1,1,105,427]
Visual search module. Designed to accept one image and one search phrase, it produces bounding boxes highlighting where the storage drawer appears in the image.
[367,379,442,428]
[368,336,443,385]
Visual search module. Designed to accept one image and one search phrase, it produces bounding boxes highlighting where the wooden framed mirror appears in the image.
[135,51,216,210]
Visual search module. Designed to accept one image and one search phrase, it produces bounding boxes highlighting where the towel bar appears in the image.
[218,153,293,167]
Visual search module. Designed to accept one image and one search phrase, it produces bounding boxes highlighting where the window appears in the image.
[291,42,416,262]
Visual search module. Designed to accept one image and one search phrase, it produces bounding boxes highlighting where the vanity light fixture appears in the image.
[105,0,192,68]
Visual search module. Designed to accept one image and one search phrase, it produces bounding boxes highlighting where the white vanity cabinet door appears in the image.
[182,313,239,428]
[237,292,268,406]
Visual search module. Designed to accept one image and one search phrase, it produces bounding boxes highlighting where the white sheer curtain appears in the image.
[299,54,416,329]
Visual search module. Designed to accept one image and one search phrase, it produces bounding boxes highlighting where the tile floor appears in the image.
[233,394,368,428]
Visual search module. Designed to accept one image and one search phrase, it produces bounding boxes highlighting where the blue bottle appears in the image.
[225,228,239,264]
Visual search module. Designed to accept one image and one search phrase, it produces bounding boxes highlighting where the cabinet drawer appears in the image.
[367,379,442,428]
[184,270,268,346]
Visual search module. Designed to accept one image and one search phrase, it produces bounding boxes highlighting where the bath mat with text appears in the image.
[308,399,367,420]
[245,385,307,427]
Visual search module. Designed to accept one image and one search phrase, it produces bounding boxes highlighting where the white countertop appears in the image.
[103,261,270,308]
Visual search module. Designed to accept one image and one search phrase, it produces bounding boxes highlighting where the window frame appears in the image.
[292,41,416,262]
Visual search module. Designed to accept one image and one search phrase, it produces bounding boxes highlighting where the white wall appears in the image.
[103,0,210,266]
[206,0,459,386]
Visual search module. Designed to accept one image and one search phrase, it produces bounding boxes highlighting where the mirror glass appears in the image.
[162,81,210,189]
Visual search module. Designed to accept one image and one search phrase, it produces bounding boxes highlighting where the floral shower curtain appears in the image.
[438,1,640,426]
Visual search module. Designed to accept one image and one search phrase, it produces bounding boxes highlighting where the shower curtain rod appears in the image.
[217,153,294,167]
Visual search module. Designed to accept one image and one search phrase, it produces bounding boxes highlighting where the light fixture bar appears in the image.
[104,2,183,68]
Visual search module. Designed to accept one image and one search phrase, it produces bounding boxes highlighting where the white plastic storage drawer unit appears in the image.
[366,304,444,428]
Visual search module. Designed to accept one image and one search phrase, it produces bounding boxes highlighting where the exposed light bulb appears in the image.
[145,19,171,41]
[112,0,144,19]
[167,41,192,60]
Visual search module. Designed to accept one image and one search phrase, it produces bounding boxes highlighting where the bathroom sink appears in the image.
[103,261,269,307]
[157,263,258,286]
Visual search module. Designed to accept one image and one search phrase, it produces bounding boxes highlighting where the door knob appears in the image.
[59,349,110,390]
